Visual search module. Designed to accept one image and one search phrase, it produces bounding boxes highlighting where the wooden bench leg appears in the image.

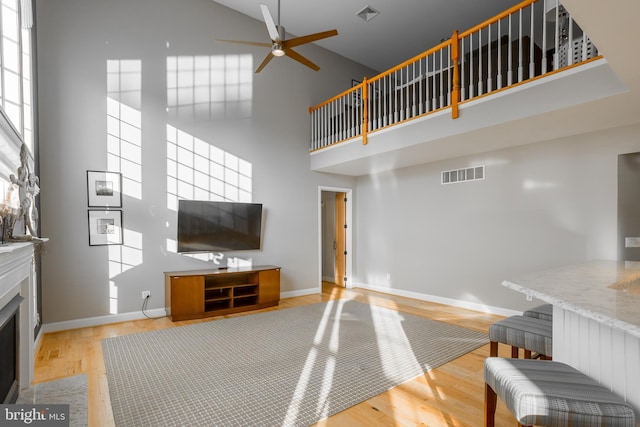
[511,346,519,358]
[490,341,498,357]
[524,349,532,359]
[484,383,497,427]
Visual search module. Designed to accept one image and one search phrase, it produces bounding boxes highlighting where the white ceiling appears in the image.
[214,0,640,175]
[213,0,522,72]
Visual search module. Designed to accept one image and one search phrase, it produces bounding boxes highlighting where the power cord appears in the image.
[141,294,165,320]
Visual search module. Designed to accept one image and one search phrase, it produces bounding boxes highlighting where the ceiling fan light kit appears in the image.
[271,44,285,57]
[217,0,338,73]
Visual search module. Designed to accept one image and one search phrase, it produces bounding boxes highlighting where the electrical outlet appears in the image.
[141,291,151,300]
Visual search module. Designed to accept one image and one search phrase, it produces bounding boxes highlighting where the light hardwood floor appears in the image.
[34,283,519,426]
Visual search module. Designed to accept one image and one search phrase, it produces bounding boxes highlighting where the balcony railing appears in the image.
[309,0,601,152]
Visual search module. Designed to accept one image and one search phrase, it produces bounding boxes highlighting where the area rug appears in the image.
[17,374,88,427]
[102,300,487,426]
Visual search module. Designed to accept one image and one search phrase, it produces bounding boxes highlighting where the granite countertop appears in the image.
[502,260,640,338]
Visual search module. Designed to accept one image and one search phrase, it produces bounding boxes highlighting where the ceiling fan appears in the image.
[218,0,338,73]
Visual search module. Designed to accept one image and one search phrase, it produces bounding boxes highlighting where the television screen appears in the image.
[177,200,263,252]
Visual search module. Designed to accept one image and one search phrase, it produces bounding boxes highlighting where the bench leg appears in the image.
[511,346,519,358]
[490,341,498,357]
[484,383,497,427]
[524,349,532,359]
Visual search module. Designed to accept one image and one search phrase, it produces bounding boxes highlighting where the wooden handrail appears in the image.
[367,39,452,84]
[309,83,363,113]
[309,0,597,153]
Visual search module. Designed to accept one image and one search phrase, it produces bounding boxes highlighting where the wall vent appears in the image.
[441,165,485,185]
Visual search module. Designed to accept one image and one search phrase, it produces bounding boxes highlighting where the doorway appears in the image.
[618,152,640,261]
[319,187,353,289]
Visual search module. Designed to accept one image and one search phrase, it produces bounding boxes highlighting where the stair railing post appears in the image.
[451,30,460,119]
[362,77,369,145]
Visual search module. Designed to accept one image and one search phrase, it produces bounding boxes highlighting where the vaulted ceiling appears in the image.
[213,0,522,72]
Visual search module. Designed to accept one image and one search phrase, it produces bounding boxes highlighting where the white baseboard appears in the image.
[40,284,517,334]
[39,290,322,333]
[41,308,168,333]
[281,288,320,299]
[354,282,521,317]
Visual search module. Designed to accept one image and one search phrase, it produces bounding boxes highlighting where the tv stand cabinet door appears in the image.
[170,276,204,319]
[258,268,280,304]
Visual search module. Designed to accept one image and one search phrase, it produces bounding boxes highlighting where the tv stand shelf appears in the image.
[164,265,280,321]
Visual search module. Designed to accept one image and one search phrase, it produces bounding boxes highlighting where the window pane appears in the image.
[4,70,19,102]
[2,4,18,42]
[4,101,21,129]
[3,38,19,72]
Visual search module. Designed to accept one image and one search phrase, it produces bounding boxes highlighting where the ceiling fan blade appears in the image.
[255,52,275,73]
[284,48,320,71]
[260,4,280,42]
[284,29,338,49]
[217,39,272,48]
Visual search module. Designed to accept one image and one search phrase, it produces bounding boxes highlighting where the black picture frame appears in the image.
[87,170,122,208]
[88,209,123,246]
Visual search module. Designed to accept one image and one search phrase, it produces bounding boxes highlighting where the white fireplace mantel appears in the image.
[0,241,38,391]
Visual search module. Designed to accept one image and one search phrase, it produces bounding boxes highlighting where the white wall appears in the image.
[355,124,640,312]
[35,0,368,323]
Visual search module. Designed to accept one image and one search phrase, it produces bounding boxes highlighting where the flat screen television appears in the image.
[177,200,263,252]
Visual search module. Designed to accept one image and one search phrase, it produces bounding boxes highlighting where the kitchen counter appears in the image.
[502,260,640,420]
[502,260,640,338]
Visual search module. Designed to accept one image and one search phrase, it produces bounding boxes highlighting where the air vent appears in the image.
[356,5,380,22]
[441,165,485,185]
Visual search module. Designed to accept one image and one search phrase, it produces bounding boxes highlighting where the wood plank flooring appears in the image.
[34,282,519,426]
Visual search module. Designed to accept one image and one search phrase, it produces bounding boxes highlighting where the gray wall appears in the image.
[36,0,366,323]
[354,124,640,311]
[35,0,640,324]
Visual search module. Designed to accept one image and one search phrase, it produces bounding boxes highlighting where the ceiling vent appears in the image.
[356,5,380,22]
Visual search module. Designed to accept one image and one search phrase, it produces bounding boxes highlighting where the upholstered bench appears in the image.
[489,315,552,359]
[523,303,553,322]
[484,357,636,427]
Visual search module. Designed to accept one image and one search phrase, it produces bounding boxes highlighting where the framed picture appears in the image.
[87,170,122,207]
[88,210,123,246]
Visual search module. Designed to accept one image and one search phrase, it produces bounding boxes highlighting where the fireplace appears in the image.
[0,294,22,403]
[0,243,37,400]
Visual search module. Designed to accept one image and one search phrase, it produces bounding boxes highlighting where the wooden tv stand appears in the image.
[164,265,280,321]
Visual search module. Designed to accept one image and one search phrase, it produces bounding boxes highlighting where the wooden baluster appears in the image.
[461,36,466,100]
[469,33,474,99]
[419,58,424,115]
[518,8,523,82]
[508,14,513,85]
[487,23,493,93]
[529,2,535,78]
[497,18,503,89]
[478,29,483,95]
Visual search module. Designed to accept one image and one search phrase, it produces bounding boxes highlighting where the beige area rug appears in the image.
[103,300,488,426]
[16,374,88,427]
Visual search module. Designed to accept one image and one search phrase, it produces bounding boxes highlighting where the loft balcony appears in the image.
[309,0,628,176]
